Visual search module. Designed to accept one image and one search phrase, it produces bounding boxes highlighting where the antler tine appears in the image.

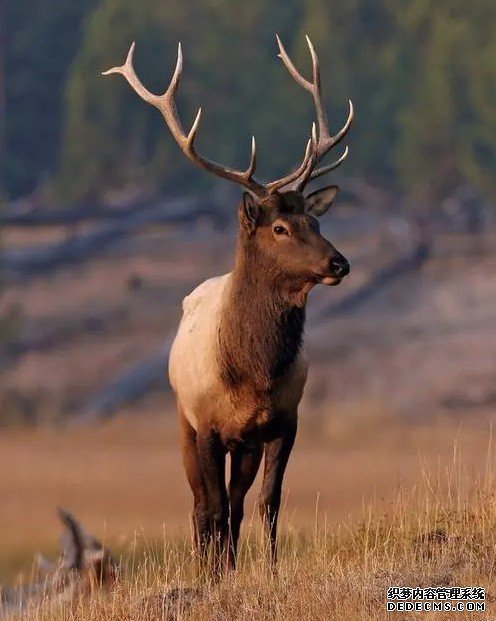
[166,41,183,100]
[102,42,160,107]
[305,35,321,90]
[329,99,354,148]
[103,43,266,196]
[186,107,202,148]
[247,136,257,179]
[276,35,353,190]
[304,35,329,138]
[276,35,329,148]
[310,145,349,182]
[266,131,314,194]
[103,38,352,201]
[275,123,317,193]
[276,34,313,92]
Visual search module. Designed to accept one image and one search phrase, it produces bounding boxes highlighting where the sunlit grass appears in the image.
[5,442,496,620]
[2,416,496,619]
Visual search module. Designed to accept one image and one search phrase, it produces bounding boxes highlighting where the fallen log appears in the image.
[0,178,398,238]
[0,187,237,228]
[0,199,152,227]
[0,306,128,369]
[310,239,430,322]
[1,195,224,284]
[72,336,173,425]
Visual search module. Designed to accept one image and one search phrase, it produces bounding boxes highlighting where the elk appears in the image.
[103,35,353,574]
[0,510,117,618]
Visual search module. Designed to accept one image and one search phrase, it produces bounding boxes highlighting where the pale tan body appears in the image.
[168,273,308,442]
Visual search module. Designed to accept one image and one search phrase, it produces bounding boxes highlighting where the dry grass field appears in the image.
[2,208,495,618]
[2,412,496,619]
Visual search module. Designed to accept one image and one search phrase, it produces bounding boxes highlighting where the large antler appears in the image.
[276,35,354,191]
[103,43,315,198]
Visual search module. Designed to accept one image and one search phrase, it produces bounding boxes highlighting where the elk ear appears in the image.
[239,192,260,231]
[305,185,339,217]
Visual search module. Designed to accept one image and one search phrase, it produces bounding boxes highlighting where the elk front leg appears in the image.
[179,412,211,568]
[196,428,229,578]
[228,444,263,570]
[259,417,297,567]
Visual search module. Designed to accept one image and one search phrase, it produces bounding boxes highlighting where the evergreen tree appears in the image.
[393,0,496,200]
[3,0,96,199]
[2,0,496,205]
[56,0,309,203]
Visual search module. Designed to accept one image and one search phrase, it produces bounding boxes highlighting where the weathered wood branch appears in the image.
[1,195,226,284]
[309,239,430,322]
[72,336,174,425]
[0,199,151,227]
[0,510,117,617]
[0,306,128,369]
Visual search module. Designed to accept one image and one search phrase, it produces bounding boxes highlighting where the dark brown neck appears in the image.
[218,233,307,394]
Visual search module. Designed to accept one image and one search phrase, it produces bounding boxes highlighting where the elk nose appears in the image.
[330,256,350,277]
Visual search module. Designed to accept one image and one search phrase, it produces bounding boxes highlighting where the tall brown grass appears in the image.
[2,414,496,619]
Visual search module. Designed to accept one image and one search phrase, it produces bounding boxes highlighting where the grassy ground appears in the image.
[2,413,496,619]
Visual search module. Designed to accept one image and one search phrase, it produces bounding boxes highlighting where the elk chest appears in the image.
[168,273,309,444]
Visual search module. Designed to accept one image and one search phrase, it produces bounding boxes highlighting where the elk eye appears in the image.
[273,225,288,236]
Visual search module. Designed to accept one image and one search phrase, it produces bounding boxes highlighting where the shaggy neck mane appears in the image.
[218,232,307,395]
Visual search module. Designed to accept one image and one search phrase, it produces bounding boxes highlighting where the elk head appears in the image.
[103,35,353,289]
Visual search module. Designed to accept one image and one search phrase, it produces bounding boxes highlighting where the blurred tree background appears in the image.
[2,0,496,206]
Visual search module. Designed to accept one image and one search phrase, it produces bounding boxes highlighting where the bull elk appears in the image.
[104,35,353,574]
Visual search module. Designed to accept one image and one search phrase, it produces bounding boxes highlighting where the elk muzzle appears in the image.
[319,251,350,286]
